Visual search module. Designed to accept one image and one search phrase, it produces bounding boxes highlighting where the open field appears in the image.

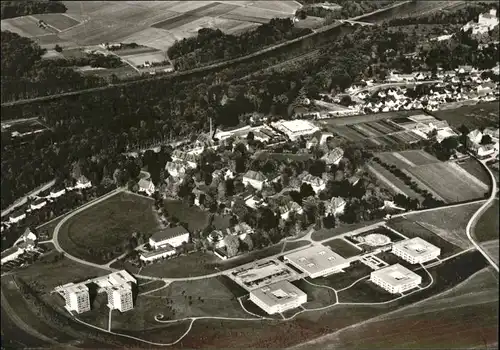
[58,191,160,264]
[406,162,488,203]
[457,157,492,189]
[323,238,362,258]
[474,199,499,243]
[403,201,483,250]
[387,216,466,257]
[163,199,208,232]
[430,102,499,130]
[303,267,498,350]
[31,14,80,31]
[318,110,423,127]
[119,51,167,66]
[310,261,373,291]
[481,240,499,265]
[0,1,299,52]
[13,257,108,294]
[311,220,382,241]
[347,226,407,245]
[292,278,336,309]
[377,150,439,168]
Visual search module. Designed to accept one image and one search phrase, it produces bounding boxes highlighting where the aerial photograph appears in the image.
[1,0,499,349]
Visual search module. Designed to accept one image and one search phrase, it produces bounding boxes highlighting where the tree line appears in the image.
[1,0,66,20]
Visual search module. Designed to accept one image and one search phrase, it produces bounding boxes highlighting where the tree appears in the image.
[480,134,492,145]
[242,234,254,251]
[300,183,315,199]
[54,44,63,52]
[127,179,138,192]
[224,235,240,257]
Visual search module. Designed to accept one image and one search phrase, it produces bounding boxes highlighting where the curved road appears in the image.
[465,159,499,272]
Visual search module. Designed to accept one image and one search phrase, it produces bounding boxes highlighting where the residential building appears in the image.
[49,187,66,199]
[1,246,25,265]
[138,178,155,196]
[279,201,303,220]
[106,285,134,312]
[271,120,320,141]
[391,237,441,264]
[149,226,189,249]
[243,170,267,190]
[370,264,422,294]
[249,280,307,315]
[324,197,346,216]
[165,160,187,179]
[301,174,325,193]
[171,150,198,169]
[306,131,334,149]
[14,227,37,247]
[321,148,344,165]
[284,244,350,279]
[9,209,26,224]
[59,283,91,314]
[140,244,176,262]
[30,198,47,211]
[75,175,92,189]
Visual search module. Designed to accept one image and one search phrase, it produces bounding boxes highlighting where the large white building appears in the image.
[58,283,91,314]
[284,244,350,279]
[55,270,136,314]
[140,244,176,262]
[391,237,441,264]
[271,120,320,141]
[371,264,422,294]
[249,280,307,315]
[149,226,189,249]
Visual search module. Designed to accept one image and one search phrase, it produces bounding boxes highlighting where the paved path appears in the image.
[466,159,499,272]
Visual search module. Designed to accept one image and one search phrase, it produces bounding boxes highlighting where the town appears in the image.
[1,1,499,349]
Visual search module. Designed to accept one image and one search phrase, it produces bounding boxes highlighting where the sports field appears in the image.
[57,191,160,264]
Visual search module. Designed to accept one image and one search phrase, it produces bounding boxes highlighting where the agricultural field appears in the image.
[57,191,160,264]
[305,267,498,350]
[474,199,499,243]
[367,162,424,200]
[430,102,499,130]
[372,150,489,203]
[457,157,492,187]
[403,201,483,250]
[1,1,299,52]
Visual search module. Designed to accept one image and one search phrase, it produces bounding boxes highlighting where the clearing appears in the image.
[58,191,160,264]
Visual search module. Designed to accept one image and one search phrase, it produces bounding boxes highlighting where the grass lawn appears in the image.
[337,279,395,303]
[431,101,499,130]
[474,199,499,243]
[323,238,362,258]
[387,217,466,257]
[217,275,248,298]
[292,279,336,309]
[36,217,64,240]
[58,191,160,264]
[312,220,382,241]
[349,226,406,243]
[164,199,209,232]
[137,280,165,295]
[311,261,373,291]
[14,257,108,294]
[403,201,483,250]
[77,293,110,329]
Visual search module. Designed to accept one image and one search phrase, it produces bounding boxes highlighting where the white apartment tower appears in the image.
[63,284,91,314]
[107,285,134,312]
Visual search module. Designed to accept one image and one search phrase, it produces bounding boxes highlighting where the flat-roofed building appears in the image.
[370,264,422,294]
[392,237,441,264]
[271,120,320,141]
[249,280,307,315]
[149,226,189,249]
[140,244,176,262]
[107,285,134,312]
[284,244,350,279]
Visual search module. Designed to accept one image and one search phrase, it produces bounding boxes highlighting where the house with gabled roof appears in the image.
[324,197,346,216]
[1,246,25,265]
[14,227,37,247]
[321,147,344,165]
[243,170,267,190]
[165,160,187,179]
[138,178,155,196]
[301,174,326,193]
[306,131,334,149]
[171,150,198,169]
[9,207,27,224]
[279,201,303,220]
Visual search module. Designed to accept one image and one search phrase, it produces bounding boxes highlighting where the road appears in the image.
[1,179,56,219]
[465,159,499,272]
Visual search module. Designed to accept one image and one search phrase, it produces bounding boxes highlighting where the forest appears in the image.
[167,18,312,71]
[1,0,66,19]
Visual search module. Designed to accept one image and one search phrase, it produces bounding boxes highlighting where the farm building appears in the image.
[149,226,189,249]
[249,280,307,315]
[391,237,441,264]
[243,170,268,190]
[284,244,350,279]
[370,264,422,294]
[140,244,176,262]
[271,120,320,141]
[138,178,155,196]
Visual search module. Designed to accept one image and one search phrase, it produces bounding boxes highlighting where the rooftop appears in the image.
[284,244,348,275]
[243,170,267,182]
[141,244,175,259]
[64,283,89,294]
[1,246,22,259]
[371,263,421,287]
[93,270,136,289]
[150,226,188,243]
[392,237,440,258]
[250,280,306,307]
